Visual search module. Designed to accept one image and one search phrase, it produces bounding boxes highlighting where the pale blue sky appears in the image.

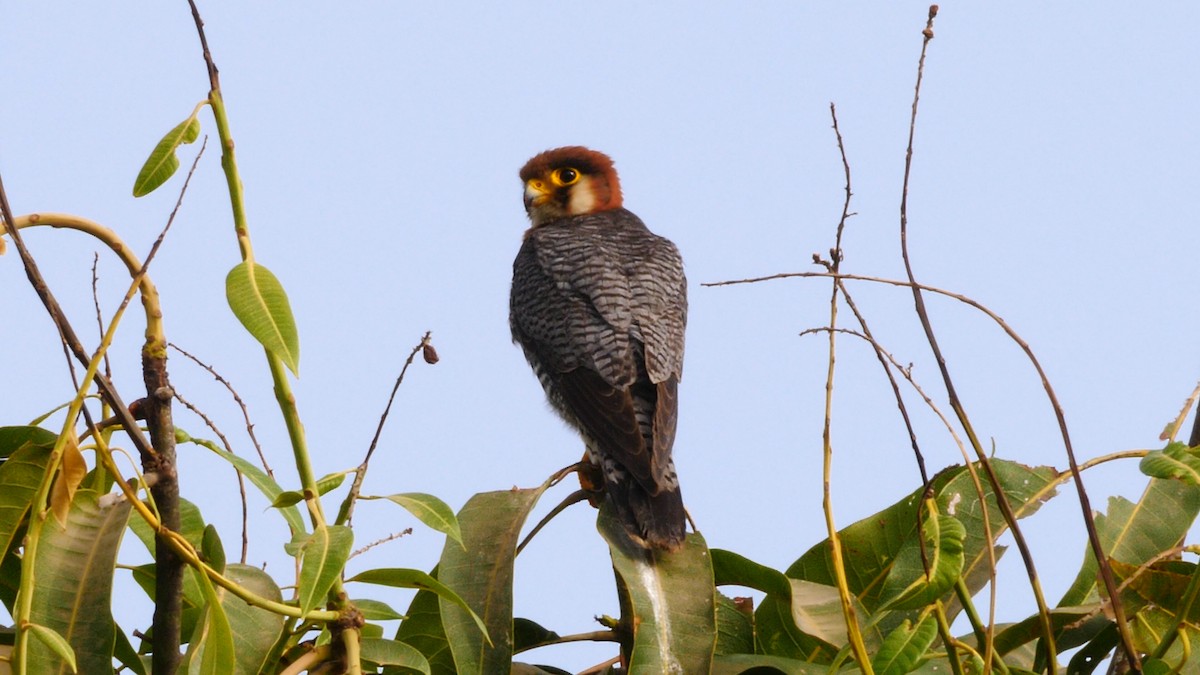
[3,3,1199,671]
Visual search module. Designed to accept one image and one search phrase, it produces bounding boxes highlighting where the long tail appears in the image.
[606,479,687,552]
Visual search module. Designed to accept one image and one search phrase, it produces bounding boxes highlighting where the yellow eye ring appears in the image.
[551,167,581,187]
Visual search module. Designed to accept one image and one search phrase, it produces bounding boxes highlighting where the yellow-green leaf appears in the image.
[27,624,77,674]
[380,493,462,546]
[132,115,201,197]
[297,525,353,616]
[225,261,300,375]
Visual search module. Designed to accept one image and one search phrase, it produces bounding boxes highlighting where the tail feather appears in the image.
[606,478,686,552]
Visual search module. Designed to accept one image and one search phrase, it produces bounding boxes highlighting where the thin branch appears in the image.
[816,102,874,674]
[338,331,434,527]
[91,254,113,381]
[0,193,156,466]
[513,629,620,656]
[173,389,251,564]
[516,489,590,557]
[802,325,999,654]
[169,342,273,477]
[349,529,412,559]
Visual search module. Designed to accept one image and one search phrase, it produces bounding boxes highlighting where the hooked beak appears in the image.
[523,179,550,211]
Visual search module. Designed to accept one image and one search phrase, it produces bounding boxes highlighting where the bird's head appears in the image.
[519,146,623,227]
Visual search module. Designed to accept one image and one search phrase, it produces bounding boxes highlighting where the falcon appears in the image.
[510,146,688,551]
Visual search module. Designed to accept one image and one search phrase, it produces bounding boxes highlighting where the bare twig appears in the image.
[513,629,619,656]
[895,6,1134,670]
[169,342,273,478]
[816,102,874,674]
[349,529,413,559]
[0,191,156,465]
[801,324,999,652]
[516,489,591,557]
[91,254,114,381]
[338,331,434,526]
[173,389,251,564]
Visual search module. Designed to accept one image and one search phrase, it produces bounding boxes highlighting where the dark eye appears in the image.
[553,168,580,186]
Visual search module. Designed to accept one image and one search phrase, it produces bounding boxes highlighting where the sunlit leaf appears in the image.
[871,615,938,675]
[0,442,52,556]
[226,261,300,375]
[27,624,77,674]
[316,471,347,495]
[297,524,353,616]
[757,459,1056,660]
[378,493,462,546]
[1140,442,1200,484]
[27,489,132,674]
[1059,478,1200,606]
[0,425,57,460]
[132,114,201,197]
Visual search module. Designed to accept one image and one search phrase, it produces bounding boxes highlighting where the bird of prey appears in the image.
[510,146,688,551]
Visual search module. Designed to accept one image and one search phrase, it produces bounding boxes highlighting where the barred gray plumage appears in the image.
[511,147,688,551]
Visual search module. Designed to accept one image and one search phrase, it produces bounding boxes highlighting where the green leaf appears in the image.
[360,638,432,673]
[871,615,938,675]
[297,524,354,616]
[175,428,306,537]
[222,564,287,675]
[0,442,52,558]
[272,473,344,508]
[784,579,867,648]
[316,471,347,495]
[184,567,236,675]
[1059,477,1200,606]
[392,568,457,675]
[132,114,201,197]
[512,617,562,654]
[201,524,226,575]
[439,487,565,673]
[27,489,132,674]
[355,598,407,621]
[599,504,717,674]
[878,514,966,611]
[1140,442,1200,484]
[27,624,78,673]
[225,261,301,375]
[350,567,488,645]
[712,548,791,597]
[387,480,557,674]
[714,593,755,656]
[757,459,1056,660]
[0,425,57,460]
[271,490,304,508]
[379,493,463,546]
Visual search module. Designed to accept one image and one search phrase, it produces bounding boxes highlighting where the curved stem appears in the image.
[11,213,163,346]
